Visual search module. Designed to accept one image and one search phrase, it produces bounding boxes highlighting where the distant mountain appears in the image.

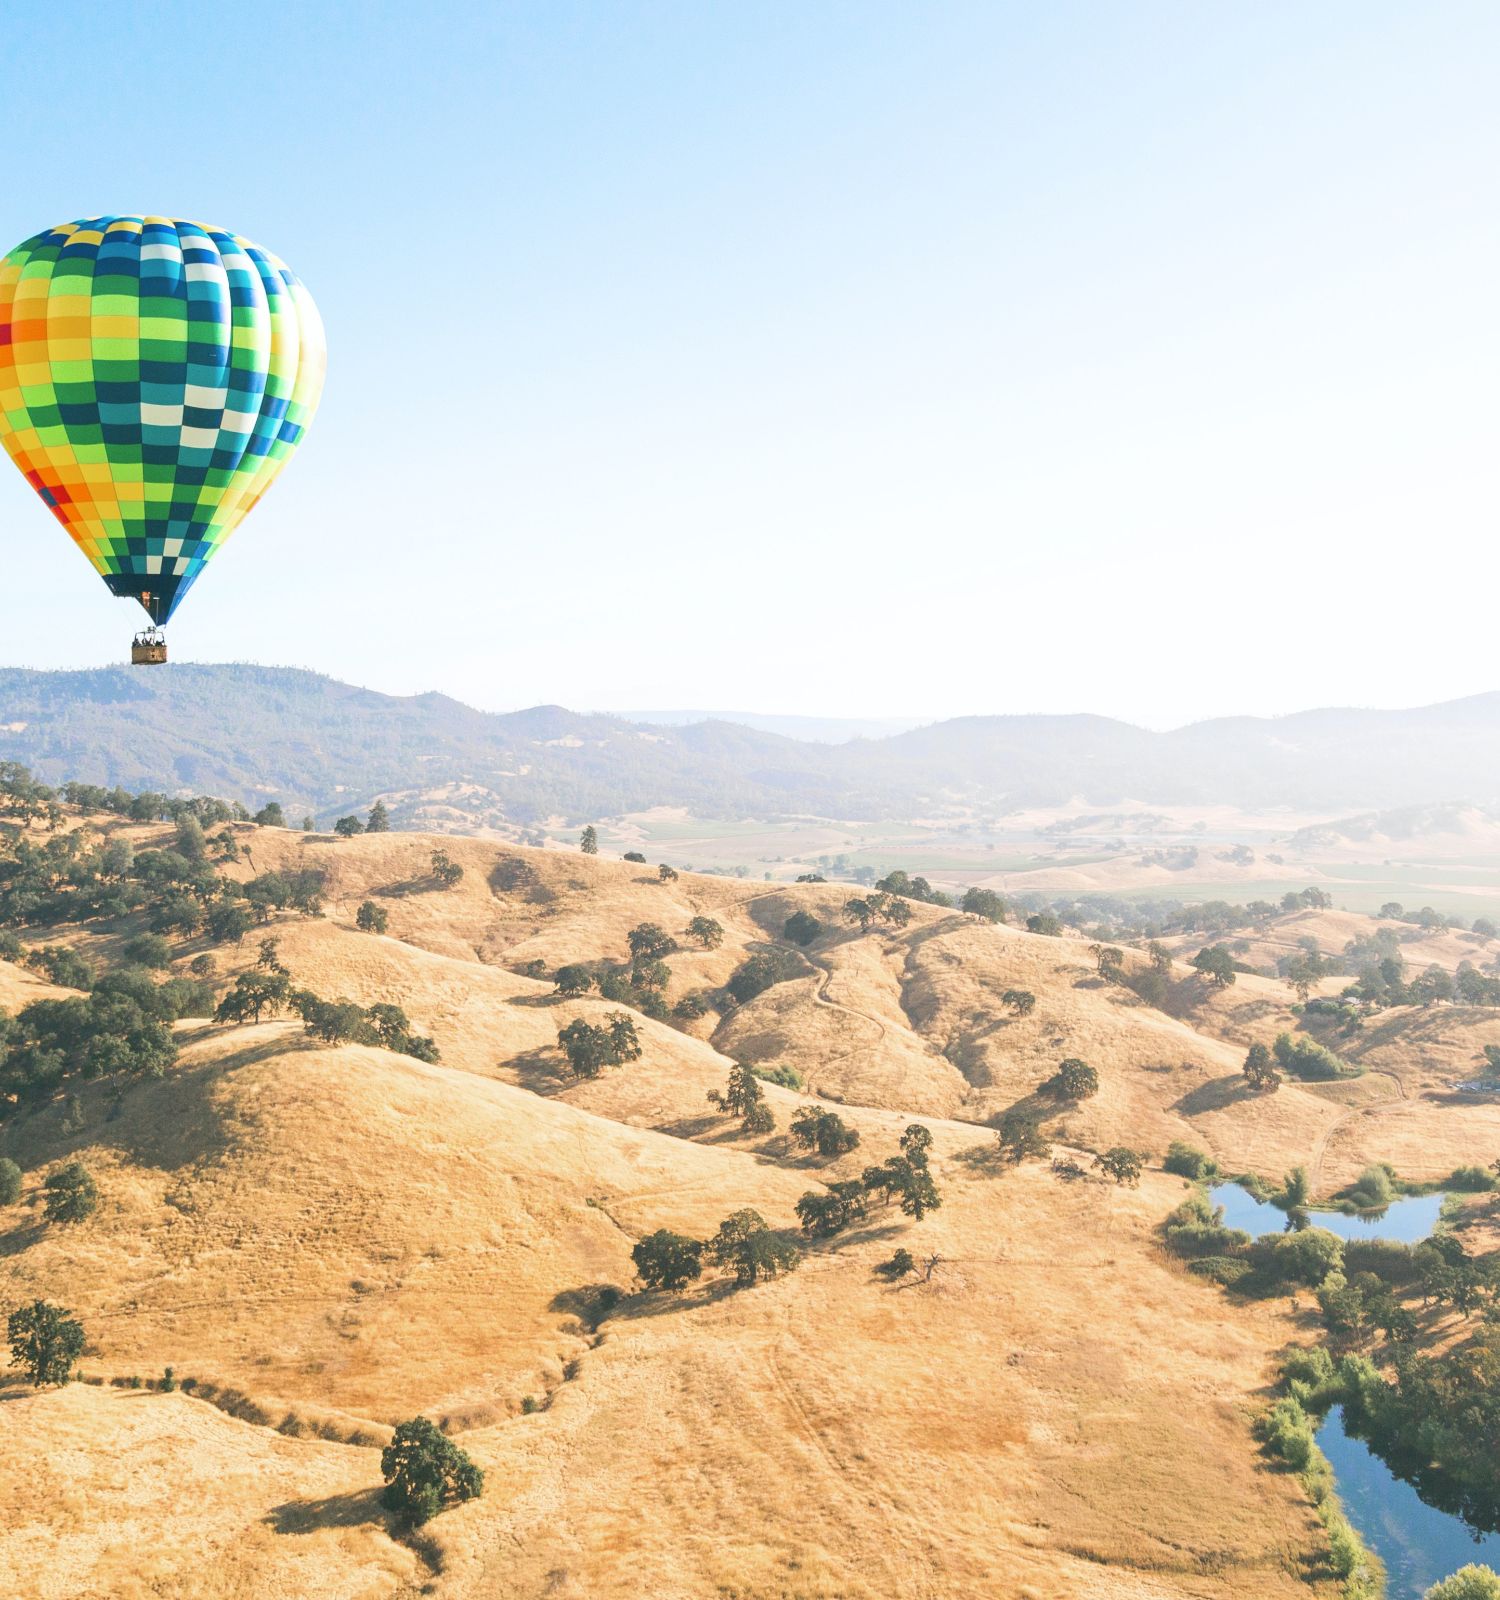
[1,665,1498,826]
[617,709,932,743]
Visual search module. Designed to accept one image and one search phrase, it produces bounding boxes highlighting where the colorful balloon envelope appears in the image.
[0,215,325,633]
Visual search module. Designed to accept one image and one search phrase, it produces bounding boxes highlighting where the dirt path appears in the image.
[1308,1068,1408,1192]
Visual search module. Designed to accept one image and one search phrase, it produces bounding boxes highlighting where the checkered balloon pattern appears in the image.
[0,216,325,624]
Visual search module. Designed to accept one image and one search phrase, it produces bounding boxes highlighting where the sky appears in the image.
[0,1,1496,729]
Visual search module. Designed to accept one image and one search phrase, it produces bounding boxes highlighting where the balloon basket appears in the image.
[131,628,167,666]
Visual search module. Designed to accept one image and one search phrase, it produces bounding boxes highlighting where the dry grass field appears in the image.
[3,822,1498,1597]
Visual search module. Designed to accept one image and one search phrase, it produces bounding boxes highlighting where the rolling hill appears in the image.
[3,814,1498,1596]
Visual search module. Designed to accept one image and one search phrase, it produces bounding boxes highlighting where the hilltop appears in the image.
[1,807,1497,1597]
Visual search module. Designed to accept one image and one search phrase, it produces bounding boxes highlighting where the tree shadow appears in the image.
[0,1216,48,1262]
[1172,1074,1255,1115]
[953,1141,1006,1175]
[608,1275,743,1321]
[264,1487,388,1536]
[374,876,439,899]
[505,1047,569,1095]
[547,1283,624,1331]
[507,992,564,1009]
[658,1113,741,1142]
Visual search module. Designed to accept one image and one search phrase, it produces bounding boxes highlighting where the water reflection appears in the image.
[1208,1183,1447,1244]
[1317,1406,1500,1598]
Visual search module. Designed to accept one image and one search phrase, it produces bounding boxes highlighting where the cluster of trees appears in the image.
[0,966,202,1117]
[1,763,258,832]
[215,940,439,1060]
[633,1122,944,1290]
[843,892,913,933]
[874,870,950,906]
[1352,1321,1500,1539]
[0,809,330,942]
[330,800,391,837]
[1345,953,1500,1012]
[632,1207,801,1292]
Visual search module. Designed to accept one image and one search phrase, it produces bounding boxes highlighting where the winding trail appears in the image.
[1308,1068,1409,1193]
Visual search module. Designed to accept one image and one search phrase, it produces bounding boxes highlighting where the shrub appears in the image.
[553,963,593,997]
[1273,1032,1355,1081]
[6,1298,85,1385]
[622,852,646,864]
[1425,1568,1500,1600]
[355,901,389,935]
[380,1417,483,1525]
[1258,1394,1316,1471]
[749,1062,803,1090]
[1188,1255,1254,1287]
[1345,1164,1396,1210]
[0,1156,20,1205]
[1250,1227,1345,1287]
[881,1247,917,1278]
[1164,1141,1217,1180]
[1094,1147,1142,1186]
[657,864,678,882]
[1162,1192,1249,1257]
[1341,1237,1420,1285]
[1447,1165,1499,1193]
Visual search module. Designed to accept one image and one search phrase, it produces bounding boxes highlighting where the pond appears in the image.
[1316,1406,1500,1597]
[1208,1183,1447,1244]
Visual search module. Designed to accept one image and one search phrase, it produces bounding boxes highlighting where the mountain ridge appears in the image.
[1,663,1498,824]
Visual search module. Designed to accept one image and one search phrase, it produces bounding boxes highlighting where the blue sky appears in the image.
[1,2,1496,726]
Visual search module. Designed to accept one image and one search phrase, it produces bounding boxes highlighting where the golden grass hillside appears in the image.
[3,818,1497,1597]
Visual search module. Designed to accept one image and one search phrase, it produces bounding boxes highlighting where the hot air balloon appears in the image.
[0,216,325,663]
